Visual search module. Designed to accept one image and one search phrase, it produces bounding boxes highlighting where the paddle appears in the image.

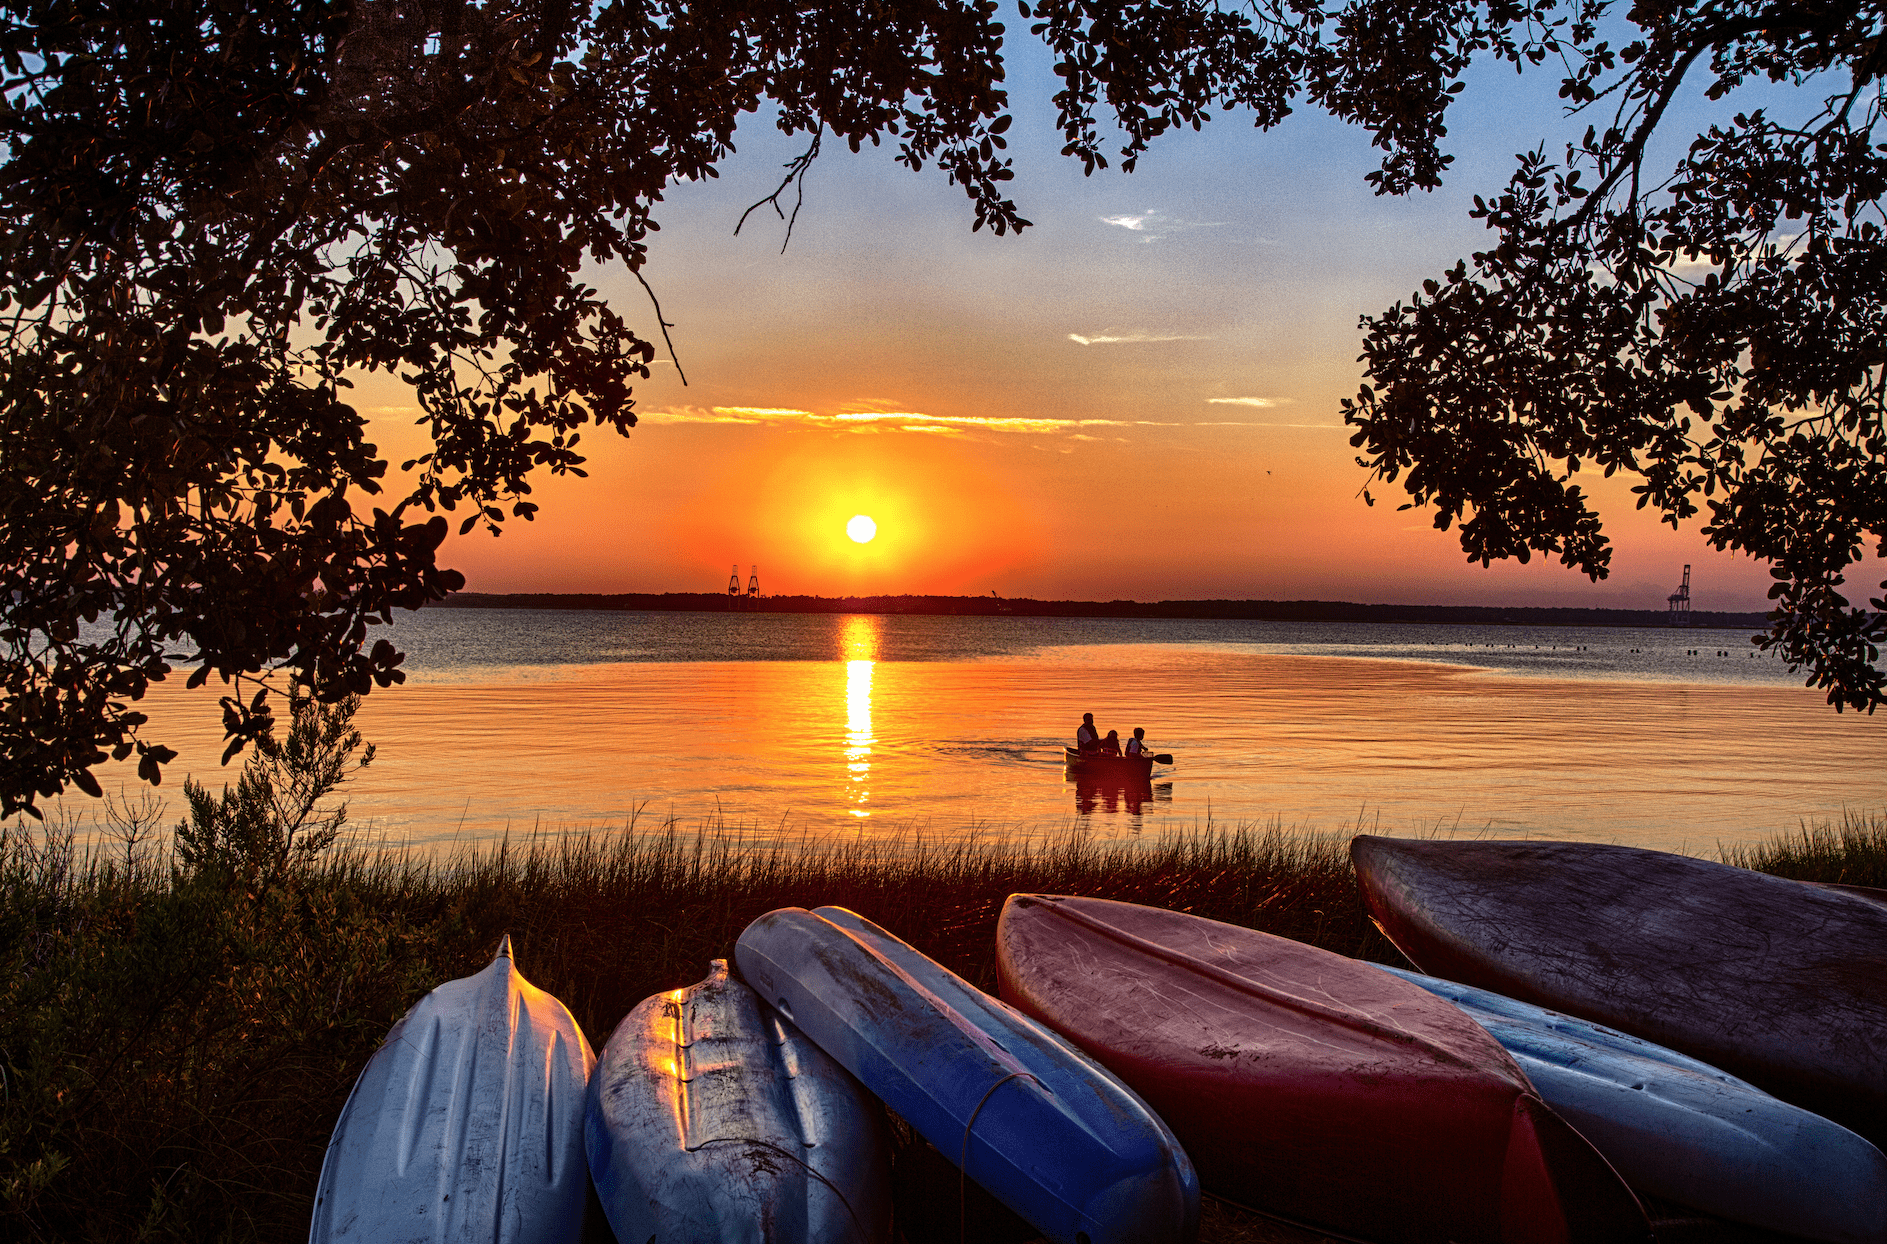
[1150,753,1174,765]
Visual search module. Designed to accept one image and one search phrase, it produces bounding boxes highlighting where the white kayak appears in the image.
[585,959,892,1244]
[309,936,595,1244]
[1377,964,1887,1244]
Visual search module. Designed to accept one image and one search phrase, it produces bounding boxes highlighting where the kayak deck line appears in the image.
[686,1134,883,1243]
[1017,894,1496,1077]
[958,1070,1045,1239]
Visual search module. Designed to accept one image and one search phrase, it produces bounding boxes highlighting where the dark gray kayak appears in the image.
[1350,836,1887,1146]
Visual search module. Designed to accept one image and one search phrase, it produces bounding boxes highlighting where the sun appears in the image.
[846,514,877,544]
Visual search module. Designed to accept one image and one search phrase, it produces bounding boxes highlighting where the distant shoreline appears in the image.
[436,591,1769,631]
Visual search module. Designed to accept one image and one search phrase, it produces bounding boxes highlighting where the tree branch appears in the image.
[735,128,823,254]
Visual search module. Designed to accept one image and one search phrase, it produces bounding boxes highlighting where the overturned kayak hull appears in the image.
[1351,835,1887,1144]
[586,959,892,1244]
[1377,964,1887,1244]
[995,894,1647,1244]
[735,905,1199,1244]
[309,936,594,1244]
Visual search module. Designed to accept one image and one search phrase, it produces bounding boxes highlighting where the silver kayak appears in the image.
[309,936,595,1244]
[1378,963,1887,1244]
[585,959,891,1243]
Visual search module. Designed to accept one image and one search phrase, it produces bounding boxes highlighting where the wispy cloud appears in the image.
[715,406,816,418]
[1068,332,1211,346]
[1098,209,1223,243]
[1197,421,1347,429]
[834,411,1149,434]
[638,401,1319,436]
[1202,397,1341,426]
[637,405,813,425]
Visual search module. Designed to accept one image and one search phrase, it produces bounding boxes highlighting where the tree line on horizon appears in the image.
[2,0,1883,816]
[436,590,1773,628]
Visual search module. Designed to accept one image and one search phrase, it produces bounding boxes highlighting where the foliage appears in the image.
[5,0,1885,817]
[1336,0,1887,710]
[172,691,373,889]
[0,812,432,1242]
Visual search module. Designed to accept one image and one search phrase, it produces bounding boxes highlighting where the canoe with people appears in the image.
[1066,712,1172,777]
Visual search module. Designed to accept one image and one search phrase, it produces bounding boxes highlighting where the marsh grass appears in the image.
[396,815,1403,1032]
[1718,808,1887,886]
[1,805,1882,1242]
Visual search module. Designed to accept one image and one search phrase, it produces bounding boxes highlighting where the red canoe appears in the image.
[996,894,1648,1244]
[1062,747,1154,779]
[1351,835,1887,1147]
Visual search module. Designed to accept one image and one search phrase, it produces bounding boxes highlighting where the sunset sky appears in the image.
[357,35,1825,613]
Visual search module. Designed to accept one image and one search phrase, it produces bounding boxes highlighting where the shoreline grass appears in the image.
[1,809,1882,1241]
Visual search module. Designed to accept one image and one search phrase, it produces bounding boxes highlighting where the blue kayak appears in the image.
[734,906,1199,1244]
[1378,964,1887,1244]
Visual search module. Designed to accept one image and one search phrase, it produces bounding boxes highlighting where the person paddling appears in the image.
[1124,727,1149,758]
[1075,713,1102,754]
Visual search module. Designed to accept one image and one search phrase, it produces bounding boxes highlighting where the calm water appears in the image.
[63,609,1887,854]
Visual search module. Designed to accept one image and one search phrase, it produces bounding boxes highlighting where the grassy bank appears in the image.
[1718,808,1887,885]
[1,809,1882,1241]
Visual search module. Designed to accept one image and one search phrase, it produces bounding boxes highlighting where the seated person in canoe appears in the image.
[1125,727,1150,757]
[1102,730,1123,757]
[1075,712,1103,753]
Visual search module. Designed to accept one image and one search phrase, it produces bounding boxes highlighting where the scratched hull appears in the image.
[734,906,1199,1244]
[584,959,892,1244]
[995,894,1648,1244]
[309,937,593,1244]
[1378,964,1887,1244]
[1350,835,1887,1145]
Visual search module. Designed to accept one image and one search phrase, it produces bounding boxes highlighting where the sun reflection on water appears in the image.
[840,616,879,819]
[845,660,873,817]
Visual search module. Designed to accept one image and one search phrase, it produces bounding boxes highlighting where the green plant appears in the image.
[173,693,373,890]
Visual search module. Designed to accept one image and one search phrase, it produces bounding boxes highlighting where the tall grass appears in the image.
[4,803,1884,1242]
[1719,808,1887,886]
[389,817,1401,1034]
